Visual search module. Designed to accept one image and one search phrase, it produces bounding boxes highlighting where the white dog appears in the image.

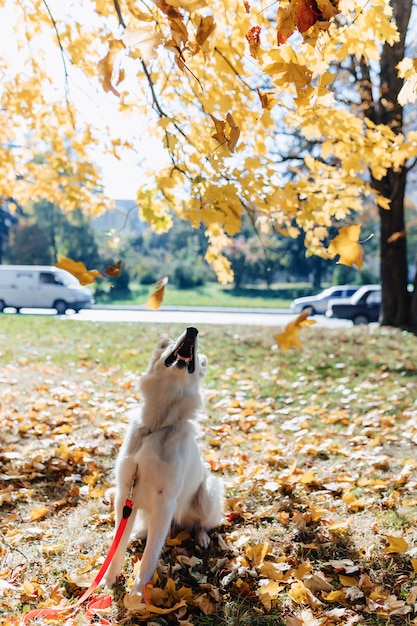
[104,327,223,596]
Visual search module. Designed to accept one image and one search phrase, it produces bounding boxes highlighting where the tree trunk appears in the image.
[374,168,409,326]
[362,0,413,327]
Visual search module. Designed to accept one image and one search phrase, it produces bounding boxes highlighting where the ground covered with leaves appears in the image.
[1,316,417,625]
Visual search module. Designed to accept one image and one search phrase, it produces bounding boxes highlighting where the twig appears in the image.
[41,0,75,128]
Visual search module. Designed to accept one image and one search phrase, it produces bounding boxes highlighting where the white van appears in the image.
[0,265,94,314]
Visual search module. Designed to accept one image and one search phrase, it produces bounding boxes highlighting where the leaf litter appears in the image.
[0,317,417,624]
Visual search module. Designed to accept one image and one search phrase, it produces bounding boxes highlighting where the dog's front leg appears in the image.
[104,480,137,587]
[130,498,176,596]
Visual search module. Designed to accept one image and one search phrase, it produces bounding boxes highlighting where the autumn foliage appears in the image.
[1,0,416,283]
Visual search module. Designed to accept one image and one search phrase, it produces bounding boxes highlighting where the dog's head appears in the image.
[147,327,207,379]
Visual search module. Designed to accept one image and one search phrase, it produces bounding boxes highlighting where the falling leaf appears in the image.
[145,276,169,310]
[387,230,407,243]
[104,259,122,277]
[274,308,316,351]
[327,225,364,269]
[383,535,409,554]
[55,257,102,285]
[98,38,125,97]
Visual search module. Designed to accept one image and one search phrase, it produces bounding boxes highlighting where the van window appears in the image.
[40,272,62,285]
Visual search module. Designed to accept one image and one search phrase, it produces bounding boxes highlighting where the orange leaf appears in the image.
[29,506,49,521]
[245,25,261,59]
[274,309,316,351]
[327,225,364,269]
[55,257,102,285]
[145,276,168,310]
[104,259,122,277]
[295,0,322,33]
[387,229,406,243]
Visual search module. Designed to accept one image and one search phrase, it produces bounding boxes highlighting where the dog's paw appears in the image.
[195,529,210,549]
[102,574,116,588]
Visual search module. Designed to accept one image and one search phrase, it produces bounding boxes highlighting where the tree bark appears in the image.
[362,0,413,327]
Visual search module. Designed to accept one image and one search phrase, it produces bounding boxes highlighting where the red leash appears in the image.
[22,487,135,625]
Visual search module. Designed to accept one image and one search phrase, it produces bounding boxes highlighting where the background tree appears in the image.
[353,0,415,327]
[6,221,52,265]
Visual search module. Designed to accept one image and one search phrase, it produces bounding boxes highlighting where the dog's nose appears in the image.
[186,327,198,338]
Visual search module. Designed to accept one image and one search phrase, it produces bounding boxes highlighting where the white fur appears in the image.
[103,329,223,595]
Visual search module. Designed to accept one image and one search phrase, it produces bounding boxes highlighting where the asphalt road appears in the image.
[1,305,353,327]
[64,305,353,328]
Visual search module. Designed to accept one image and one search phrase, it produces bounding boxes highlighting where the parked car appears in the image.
[326,284,381,324]
[289,285,360,315]
[0,265,94,314]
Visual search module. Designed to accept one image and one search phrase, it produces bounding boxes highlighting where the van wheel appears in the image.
[0,300,5,313]
[54,300,67,315]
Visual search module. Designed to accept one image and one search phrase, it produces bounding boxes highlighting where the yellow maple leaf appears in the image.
[55,257,103,285]
[145,276,169,310]
[383,535,409,554]
[210,112,240,153]
[274,309,316,351]
[288,580,309,604]
[327,225,364,269]
[259,581,280,610]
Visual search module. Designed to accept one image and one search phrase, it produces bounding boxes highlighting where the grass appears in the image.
[1,315,417,625]
[94,281,314,308]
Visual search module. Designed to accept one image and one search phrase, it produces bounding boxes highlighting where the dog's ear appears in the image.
[198,354,208,377]
[148,337,172,368]
[157,337,171,351]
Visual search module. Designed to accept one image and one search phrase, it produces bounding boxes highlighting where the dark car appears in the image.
[326,285,381,324]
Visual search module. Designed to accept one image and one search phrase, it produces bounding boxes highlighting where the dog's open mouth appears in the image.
[164,327,198,373]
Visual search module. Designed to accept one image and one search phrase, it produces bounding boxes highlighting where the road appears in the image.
[63,305,353,328]
[2,305,353,327]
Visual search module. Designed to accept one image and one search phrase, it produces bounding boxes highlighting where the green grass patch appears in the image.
[95,281,314,308]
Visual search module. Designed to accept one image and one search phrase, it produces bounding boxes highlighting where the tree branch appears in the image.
[40,0,75,128]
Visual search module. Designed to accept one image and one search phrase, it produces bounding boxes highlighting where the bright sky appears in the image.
[1,0,168,201]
